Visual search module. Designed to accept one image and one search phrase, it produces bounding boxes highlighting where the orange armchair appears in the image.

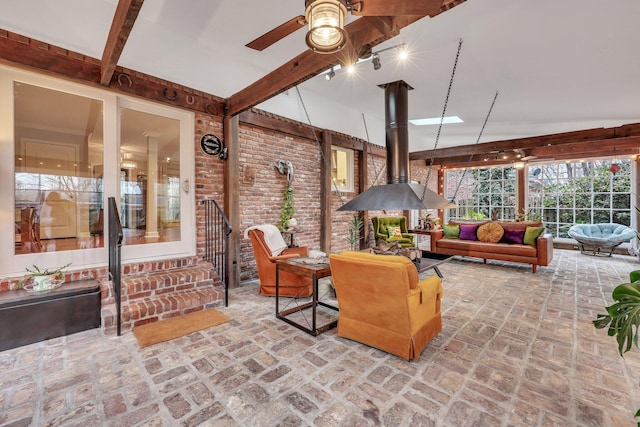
[329,251,442,361]
[247,229,313,297]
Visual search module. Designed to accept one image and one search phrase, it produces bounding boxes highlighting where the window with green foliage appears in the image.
[527,159,632,238]
[445,166,516,221]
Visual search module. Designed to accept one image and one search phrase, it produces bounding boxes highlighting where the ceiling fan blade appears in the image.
[349,0,444,16]
[246,15,306,51]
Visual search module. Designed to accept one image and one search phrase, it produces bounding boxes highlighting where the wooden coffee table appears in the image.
[415,251,453,278]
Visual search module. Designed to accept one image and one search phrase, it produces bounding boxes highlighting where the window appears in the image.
[331,146,354,192]
[445,166,516,221]
[14,82,104,254]
[527,159,632,238]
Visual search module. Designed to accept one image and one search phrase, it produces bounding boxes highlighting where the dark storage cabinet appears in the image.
[0,279,101,352]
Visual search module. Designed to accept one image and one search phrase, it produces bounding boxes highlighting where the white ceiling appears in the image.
[2,0,639,153]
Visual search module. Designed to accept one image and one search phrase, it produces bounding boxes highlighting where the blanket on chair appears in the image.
[244,224,287,256]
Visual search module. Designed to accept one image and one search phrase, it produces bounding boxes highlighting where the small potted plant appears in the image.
[345,214,364,250]
[18,263,70,292]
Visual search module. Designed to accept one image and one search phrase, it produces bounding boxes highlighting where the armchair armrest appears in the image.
[408,276,443,328]
[282,246,308,256]
[268,245,308,261]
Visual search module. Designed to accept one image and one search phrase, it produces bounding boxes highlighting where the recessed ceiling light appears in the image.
[409,116,463,126]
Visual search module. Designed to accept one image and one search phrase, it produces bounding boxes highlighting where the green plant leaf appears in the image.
[594,282,640,356]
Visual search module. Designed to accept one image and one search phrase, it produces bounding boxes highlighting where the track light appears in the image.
[325,67,335,80]
[372,54,381,70]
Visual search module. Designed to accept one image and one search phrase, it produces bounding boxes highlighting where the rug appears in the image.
[133,308,230,348]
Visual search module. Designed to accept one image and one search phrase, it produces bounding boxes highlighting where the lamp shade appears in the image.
[305,0,347,54]
[609,163,621,174]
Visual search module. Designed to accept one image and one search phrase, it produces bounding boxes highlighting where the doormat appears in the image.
[133,308,230,348]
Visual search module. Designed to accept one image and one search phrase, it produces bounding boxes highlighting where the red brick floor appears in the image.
[1,249,639,426]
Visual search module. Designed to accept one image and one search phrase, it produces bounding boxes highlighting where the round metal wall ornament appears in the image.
[200,134,223,156]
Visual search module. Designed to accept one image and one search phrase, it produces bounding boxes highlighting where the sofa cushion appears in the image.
[502,228,526,244]
[523,226,545,246]
[477,222,504,243]
[443,224,460,239]
[388,226,403,238]
[459,224,479,241]
[437,239,538,257]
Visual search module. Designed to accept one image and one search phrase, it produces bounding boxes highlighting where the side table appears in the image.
[281,231,297,248]
[275,258,337,336]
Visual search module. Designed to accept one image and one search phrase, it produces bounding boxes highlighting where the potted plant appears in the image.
[345,214,364,250]
[593,273,640,424]
[278,186,295,232]
[17,263,70,292]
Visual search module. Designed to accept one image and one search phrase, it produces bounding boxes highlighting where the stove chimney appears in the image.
[337,81,455,212]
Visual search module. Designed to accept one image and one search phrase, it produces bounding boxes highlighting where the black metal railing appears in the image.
[108,197,124,336]
[203,199,231,306]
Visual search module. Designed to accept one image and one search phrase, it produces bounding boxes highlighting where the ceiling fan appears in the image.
[245,0,444,52]
[488,148,538,162]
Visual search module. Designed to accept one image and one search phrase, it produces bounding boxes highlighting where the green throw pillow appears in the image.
[523,226,544,245]
[443,224,460,239]
[387,226,403,238]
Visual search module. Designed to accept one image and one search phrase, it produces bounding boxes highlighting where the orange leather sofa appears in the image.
[430,220,553,273]
[247,229,313,297]
[329,251,443,361]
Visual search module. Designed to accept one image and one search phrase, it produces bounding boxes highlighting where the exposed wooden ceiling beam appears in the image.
[227,0,465,117]
[0,30,226,116]
[410,123,640,162]
[100,0,145,86]
[425,132,640,168]
[227,16,406,117]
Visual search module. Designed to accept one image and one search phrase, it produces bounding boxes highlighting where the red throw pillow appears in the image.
[459,224,479,241]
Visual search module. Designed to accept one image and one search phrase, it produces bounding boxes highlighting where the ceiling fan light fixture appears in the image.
[305,0,348,54]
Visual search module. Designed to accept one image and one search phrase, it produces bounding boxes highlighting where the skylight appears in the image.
[409,116,463,126]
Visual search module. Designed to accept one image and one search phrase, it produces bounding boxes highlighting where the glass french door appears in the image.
[118,99,194,260]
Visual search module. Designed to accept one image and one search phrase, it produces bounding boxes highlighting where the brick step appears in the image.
[101,263,225,335]
[122,266,213,300]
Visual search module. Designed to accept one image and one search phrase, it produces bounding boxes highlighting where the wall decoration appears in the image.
[200,134,227,160]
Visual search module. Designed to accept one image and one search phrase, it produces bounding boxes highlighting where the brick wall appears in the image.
[238,123,324,281]
[194,113,225,259]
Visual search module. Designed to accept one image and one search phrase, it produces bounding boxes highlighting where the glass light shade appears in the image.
[609,163,621,174]
[305,0,347,54]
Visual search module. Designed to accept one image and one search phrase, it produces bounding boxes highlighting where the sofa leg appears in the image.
[483,259,487,264]
[532,264,537,273]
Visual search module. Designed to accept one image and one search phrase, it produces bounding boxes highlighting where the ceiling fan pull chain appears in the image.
[451,90,499,203]
[423,38,463,201]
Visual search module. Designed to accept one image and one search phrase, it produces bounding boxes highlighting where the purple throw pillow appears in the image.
[502,228,525,244]
[459,224,479,241]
